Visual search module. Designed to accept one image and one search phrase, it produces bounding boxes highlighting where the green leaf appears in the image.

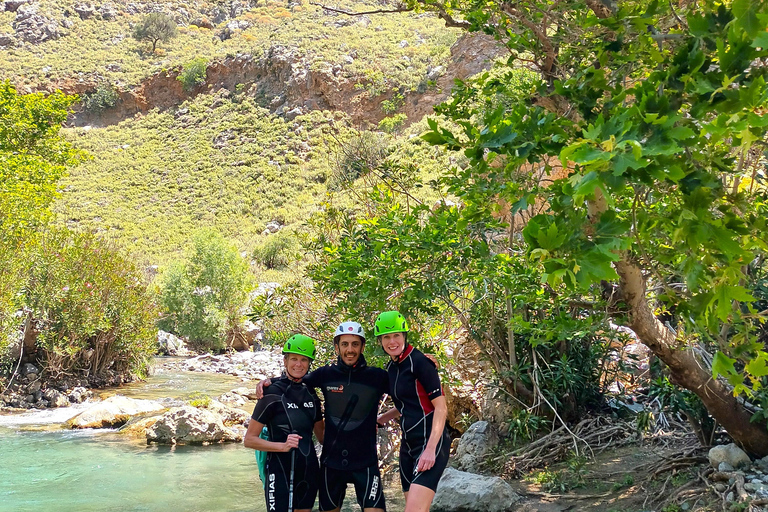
[712,351,737,379]
[753,31,768,49]
[732,0,761,37]
[745,354,768,378]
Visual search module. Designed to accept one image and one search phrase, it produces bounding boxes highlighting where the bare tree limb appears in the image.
[309,2,411,16]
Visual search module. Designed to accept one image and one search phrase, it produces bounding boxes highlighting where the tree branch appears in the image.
[309,2,411,16]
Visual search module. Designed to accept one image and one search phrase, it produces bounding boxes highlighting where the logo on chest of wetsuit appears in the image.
[326,385,344,393]
[286,402,314,409]
[268,473,276,510]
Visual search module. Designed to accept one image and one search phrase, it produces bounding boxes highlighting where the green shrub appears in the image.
[178,57,208,92]
[81,83,120,112]
[156,229,252,351]
[377,113,407,134]
[252,231,298,269]
[380,93,404,115]
[24,228,158,379]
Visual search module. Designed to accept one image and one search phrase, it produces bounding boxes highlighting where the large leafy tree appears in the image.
[0,81,80,354]
[314,0,768,453]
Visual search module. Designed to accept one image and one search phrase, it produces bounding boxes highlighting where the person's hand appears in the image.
[282,434,301,452]
[417,445,436,472]
[255,378,270,399]
[425,353,440,369]
[376,414,389,427]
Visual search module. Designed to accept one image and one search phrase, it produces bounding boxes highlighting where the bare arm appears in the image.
[376,407,400,426]
[243,420,300,452]
[417,395,447,472]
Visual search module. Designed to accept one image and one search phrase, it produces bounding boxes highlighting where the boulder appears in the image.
[42,388,69,408]
[146,405,242,444]
[14,5,62,44]
[432,468,521,512]
[709,443,751,470]
[98,2,118,20]
[454,421,499,473]
[73,3,95,19]
[67,386,90,403]
[4,0,27,12]
[68,396,166,428]
[158,330,193,356]
[207,399,249,426]
[265,221,282,233]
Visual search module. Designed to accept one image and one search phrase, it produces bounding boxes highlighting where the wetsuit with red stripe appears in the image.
[386,345,450,492]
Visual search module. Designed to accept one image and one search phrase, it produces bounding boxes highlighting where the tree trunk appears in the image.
[615,257,768,456]
[585,192,768,455]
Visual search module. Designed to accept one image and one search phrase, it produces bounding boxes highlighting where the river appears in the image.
[0,360,404,512]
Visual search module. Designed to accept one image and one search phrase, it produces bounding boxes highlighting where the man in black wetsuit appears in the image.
[259,321,388,512]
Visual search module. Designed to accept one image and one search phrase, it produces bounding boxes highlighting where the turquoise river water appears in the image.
[0,361,404,512]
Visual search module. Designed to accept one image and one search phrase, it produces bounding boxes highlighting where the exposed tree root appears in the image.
[498,416,639,476]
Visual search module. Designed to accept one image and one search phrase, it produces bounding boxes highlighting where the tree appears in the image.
[0,81,80,358]
[156,229,253,351]
[313,0,768,453]
[132,13,178,53]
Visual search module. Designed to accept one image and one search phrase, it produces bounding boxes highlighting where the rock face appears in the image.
[68,396,166,428]
[13,4,62,44]
[453,421,499,473]
[146,405,243,444]
[709,443,751,470]
[432,468,521,512]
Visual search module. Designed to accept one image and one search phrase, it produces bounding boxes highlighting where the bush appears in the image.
[252,231,298,269]
[156,229,252,351]
[178,57,208,92]
[24,228,158,380]
[81,83,119,112]
[377,114,407,134]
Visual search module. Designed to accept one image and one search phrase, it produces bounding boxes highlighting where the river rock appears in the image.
[176,349,283,380]
[146,405,242,444]
[68,396,166,428]
[68,386,90,403]
[42,388,69,408]
[709,443,751,470]
[207,399,249,426]
[158,330,193,356]
[432,468,521,512]
[454,421,499,473]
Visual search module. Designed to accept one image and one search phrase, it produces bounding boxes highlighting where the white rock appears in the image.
[432,468,521,512]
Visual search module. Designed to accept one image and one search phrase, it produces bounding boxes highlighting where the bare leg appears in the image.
[403,484,435,512]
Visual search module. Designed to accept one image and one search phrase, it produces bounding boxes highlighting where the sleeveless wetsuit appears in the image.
[386,345,450,493]
[251,377,322,511]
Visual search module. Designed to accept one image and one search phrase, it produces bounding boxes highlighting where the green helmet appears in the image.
[374,311,409,336]
[283,334,316,360]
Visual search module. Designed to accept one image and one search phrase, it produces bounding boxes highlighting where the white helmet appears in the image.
[333,321,366,343]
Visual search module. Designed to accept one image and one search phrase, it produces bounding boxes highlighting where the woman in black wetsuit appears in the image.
[244,334,325,512]
[374,311,450,512]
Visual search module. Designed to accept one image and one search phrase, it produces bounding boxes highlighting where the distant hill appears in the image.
[3,0,503,266]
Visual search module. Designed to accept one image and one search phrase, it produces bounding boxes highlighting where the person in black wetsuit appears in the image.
[374,311,449,512]
[244,334,324,512]
[258,321,389,512]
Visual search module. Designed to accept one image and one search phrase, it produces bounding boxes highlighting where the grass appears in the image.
[53,92,457,269]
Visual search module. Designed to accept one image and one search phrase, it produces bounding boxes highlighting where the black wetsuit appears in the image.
[302,355,389,511]
[251,377,322,511]
[386,345,450,493]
